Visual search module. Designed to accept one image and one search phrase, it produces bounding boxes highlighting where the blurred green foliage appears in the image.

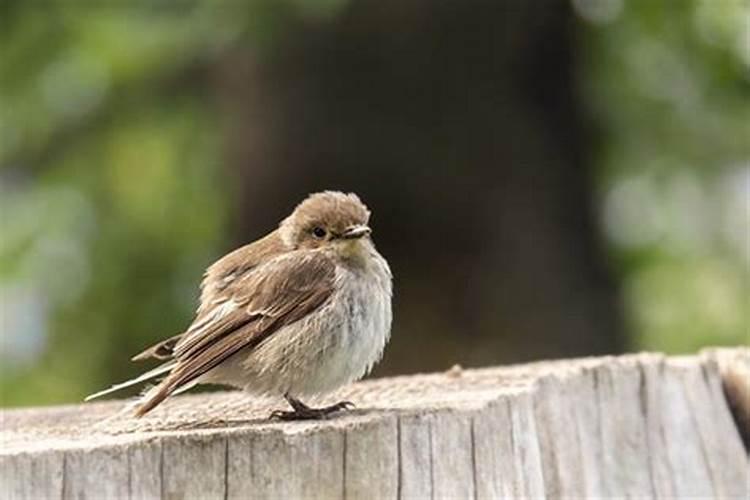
[0,4,243,405]
[1,0,748,407]
[580,0,749,353]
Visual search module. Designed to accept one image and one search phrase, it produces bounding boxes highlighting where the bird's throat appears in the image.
[334,239,371,268]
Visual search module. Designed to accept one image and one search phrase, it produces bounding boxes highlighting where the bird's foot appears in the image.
[270,398,354,421]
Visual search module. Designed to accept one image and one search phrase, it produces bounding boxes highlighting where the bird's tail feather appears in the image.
[133,379,173,417]
[132,371,204,417]
[84,362,176,402]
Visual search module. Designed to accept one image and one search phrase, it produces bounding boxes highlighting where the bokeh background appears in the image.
[1,0,747,407]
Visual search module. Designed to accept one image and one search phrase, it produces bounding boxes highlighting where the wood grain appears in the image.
[1,349,747,499]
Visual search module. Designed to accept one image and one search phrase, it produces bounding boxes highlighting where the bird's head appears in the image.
[279,191,373,259]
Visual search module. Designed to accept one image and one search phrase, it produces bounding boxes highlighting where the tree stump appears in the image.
[1,349,747,499]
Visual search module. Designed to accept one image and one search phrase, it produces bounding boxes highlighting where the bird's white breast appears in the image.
[314,252,393,393]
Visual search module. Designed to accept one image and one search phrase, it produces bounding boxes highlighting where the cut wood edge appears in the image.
[702,347,750,451]
[1,349,748,500]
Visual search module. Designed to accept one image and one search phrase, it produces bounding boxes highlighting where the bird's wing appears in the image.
[131,333,182,361]
[131,231,287,363]
[134,250,336,416]
[198,231,287,315]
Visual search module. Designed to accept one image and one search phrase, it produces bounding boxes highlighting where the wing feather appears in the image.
[130,231,287,364]
[134,250,336,416]
[131,333,182,361]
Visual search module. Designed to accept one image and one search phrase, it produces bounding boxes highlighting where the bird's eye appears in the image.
[312,227,327,239]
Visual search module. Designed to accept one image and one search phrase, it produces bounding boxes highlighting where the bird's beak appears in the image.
[341,225,371,239]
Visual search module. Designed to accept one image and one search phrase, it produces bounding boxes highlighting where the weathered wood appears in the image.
[1,349,747,499]
[708,347,750,450]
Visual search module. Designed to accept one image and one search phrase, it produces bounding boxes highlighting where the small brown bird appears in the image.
[86,191,393,420]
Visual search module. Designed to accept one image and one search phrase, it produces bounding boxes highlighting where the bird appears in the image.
[86,191,393,420]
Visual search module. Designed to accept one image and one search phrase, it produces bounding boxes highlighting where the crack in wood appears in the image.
[342,429,348,500]
[469,416,478,500]
[396,416,403,500]
[223,436,229,500]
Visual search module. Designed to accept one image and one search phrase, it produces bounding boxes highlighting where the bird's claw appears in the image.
[269,400,355,421]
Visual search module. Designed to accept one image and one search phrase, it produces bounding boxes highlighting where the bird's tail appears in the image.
[131,374,190,417]
[84,362,176,402]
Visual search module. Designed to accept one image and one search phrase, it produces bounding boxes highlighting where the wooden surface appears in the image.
[1,348,748,499]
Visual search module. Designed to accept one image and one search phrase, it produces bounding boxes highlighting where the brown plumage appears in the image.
[87,191,392,419]
[130,231,287,363]
[133,251,336,416]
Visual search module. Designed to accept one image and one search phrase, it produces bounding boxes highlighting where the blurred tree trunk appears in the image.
[215,0,625,375]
